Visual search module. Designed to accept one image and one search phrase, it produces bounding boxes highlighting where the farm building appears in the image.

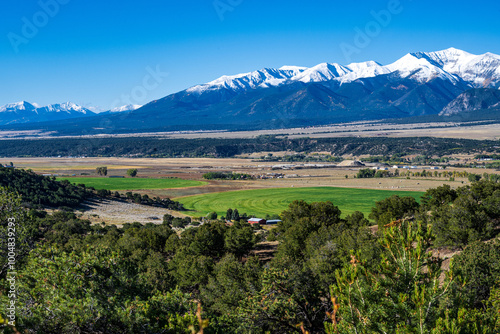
[266,220,282,225]
[248,218,266,225]
[109,176,125,178]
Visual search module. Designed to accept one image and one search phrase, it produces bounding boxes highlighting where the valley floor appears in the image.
[8,156,500,224]
[1,120,500,140]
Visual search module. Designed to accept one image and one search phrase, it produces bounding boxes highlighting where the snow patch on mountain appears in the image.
[292,63,351,83]
[340,61,390,83]
[385,53,462,83]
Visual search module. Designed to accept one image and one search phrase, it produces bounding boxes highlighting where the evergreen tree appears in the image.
[327,220,453,333]
[226,208,233,221]
[231,209,240,221]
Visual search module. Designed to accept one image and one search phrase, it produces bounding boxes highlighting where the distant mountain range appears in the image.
[0,102,141,125]
[0,101,95,125]
[1,48,499,134]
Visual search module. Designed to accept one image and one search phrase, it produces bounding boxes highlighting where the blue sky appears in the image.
[1,0,499,110]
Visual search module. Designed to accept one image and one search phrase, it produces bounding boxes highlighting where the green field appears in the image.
[177,187,424,218]
[58,177,207,191]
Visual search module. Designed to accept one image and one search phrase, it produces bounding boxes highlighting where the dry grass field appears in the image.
[7,156,495,193]
[1,120,499,140]
[75,199,190,226]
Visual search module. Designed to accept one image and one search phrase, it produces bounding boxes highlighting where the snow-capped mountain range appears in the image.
[0,101,141,125]
[2,48,499,133]
[187,48,500,95]
[0,101,95,125]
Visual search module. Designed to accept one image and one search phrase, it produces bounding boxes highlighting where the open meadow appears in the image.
[58,177,206,190]
[176,187,425,218]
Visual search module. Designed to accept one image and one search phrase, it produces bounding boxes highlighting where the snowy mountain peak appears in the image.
[484,52,500,59]
[0,101,96,125]
[279,65,307,72]
[110,104,142,113]
[0,101,37,113]
[187,67,301,94]
[424,49,500,88]
[184,48,499,95]
[425,47,473,60]
[293,63,351,83]
[341,60,389,83]
[41,102,92,114]
[346,60,382,70]
[385,53,462,83]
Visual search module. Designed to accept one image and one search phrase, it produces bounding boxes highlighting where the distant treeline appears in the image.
[0,136,499,157]
[203,171,253,180]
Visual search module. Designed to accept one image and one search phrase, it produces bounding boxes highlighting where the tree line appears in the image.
[0,136,498,158]
[202,172,253,180]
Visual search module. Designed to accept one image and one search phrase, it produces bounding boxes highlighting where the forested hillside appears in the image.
[1,179,499,333]
[0,167,92,208]
[0,136,499,158]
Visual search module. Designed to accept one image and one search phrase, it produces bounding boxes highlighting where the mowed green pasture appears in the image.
[177,187,425,218]
[58,177,206,191]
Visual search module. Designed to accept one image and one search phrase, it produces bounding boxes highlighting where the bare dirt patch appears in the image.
[77,198,188,226]
[250,241,279,263]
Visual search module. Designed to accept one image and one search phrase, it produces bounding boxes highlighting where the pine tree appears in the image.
[231,209,240,221]
[326,220,453,333]
[226,208,233,221]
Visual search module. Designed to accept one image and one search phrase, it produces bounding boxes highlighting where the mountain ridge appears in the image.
[0,102,143,125]
[184,47,498,94]
[2,48,499,133]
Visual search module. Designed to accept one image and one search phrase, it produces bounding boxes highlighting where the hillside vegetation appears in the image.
[1,179,500,332]
[0,167,91,208]
[0,136,499,157]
